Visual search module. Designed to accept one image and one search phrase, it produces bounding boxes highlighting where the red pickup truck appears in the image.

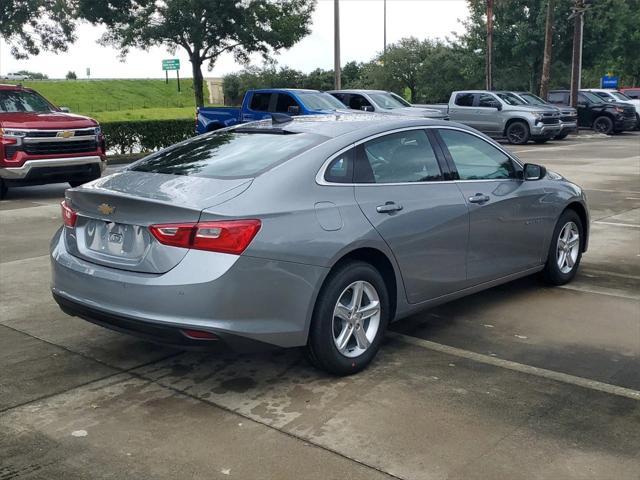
[0,84,106,199]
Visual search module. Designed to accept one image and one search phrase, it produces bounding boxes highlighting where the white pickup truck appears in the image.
[417,90,562,145]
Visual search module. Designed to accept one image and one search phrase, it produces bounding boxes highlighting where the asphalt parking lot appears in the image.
[1,132,639,480]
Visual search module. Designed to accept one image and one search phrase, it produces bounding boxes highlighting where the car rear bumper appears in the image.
[50,228,327,349]
[0,155,105,182]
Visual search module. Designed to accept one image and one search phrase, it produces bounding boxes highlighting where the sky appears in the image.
[0,0,469,80]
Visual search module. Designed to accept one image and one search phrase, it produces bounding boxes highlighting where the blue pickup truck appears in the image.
[196,88,349,134]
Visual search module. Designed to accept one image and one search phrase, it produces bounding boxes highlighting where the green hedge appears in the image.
[101,119,195,154]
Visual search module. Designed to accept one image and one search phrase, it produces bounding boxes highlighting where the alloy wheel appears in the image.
[556,221,580,274]
[508,124,526,143]
[594,118,611,134]
[332,281,381,358]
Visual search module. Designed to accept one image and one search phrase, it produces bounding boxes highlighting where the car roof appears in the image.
[232,113,461,139]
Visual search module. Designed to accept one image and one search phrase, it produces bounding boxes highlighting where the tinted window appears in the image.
[495,92,525,105]
[275,94,299,113]
[132,132,325,179]
[455,93,474,107]
[548,92,568,105]
[324,148,354,183]
[349,94,373,110]
[478,93,499,107]
[356,130,442,183]
[592,91,614,101]
[438,129,516,180]
[331,93,348,104]
[249,93,271,111]
[579,92,603,103]
[0,90,54,113]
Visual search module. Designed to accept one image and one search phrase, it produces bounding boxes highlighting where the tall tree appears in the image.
[539,0,555,99]
[0,0,75,58]
[78,0,315,107]
[380,37,426,102]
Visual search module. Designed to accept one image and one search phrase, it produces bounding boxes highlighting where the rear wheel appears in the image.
[593,116,613,135]
[306,261,389,376]
[543,210,583,285]
[505,121,530,145]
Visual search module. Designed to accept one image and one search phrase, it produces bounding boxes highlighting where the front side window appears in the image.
[495,92,525,105]
[610,91,631,101]
[249,93,272,111]
[355,130,442,183]
[132,131,325,179]
[297,92,345,110]
[478,93,500,108]
[275,94,300,113]
[0,90,55,113]
[519,93,546,105]
[592,91,614,102]
[455,93,474,107]
[438,129,516,180]
[368,92,407,109]
[349,94,373,111]
[579,92,603,104]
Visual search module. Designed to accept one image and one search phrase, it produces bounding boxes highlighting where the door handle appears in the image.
[468,193,490,204]
[376,201,403,213]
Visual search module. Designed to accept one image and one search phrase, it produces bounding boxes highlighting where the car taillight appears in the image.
[60,199,77,227]
[149,220,261,255]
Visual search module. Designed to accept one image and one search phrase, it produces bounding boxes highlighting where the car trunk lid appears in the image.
[63,171,252,273]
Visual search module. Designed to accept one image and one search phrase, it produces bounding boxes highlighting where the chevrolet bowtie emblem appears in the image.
[98,203,115,215]
[57,130,75,138]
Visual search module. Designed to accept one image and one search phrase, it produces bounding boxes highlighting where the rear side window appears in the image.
[324,148,354,183]
[548,92,568,105]
[132,132,325,179]
[455,93,474,107]
[356,130,442,183]
[249,93,271,111]
[438,129,516,180]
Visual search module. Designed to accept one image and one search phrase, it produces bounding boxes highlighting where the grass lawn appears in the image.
[86,106,199,122]
[4,78,208,113]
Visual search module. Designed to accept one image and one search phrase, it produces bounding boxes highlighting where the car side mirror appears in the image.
[287,105,300,115]
[360,105,375,112]
[523,163,547,181]
[494,103,502,111]
[59,106,70,113]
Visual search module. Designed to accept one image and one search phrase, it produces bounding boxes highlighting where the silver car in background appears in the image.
[51,114,589,375]
[328,89,448,120]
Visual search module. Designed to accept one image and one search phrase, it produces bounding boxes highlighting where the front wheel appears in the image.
[306,261,389,376]
[506,121,530,145]
[593,116,613,135]
[543,210,584,285]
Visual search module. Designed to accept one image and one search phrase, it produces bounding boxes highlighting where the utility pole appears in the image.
[540,0,555,100]
[334,0,341,90]
[383,0,387,57]
[485,0,494,90]
[570,0,589,108]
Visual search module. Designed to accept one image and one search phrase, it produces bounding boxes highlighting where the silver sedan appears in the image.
[51,114,589,375]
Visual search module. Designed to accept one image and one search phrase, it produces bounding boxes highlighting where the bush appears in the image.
[66,71,77,80]
[102,119,195,154]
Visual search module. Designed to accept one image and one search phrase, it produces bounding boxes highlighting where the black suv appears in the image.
[548,90,636,134]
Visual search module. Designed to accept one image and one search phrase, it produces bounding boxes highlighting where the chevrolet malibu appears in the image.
[51,114,589,375]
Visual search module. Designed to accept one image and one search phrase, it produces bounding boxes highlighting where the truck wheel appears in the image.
[306,261,389,376]
[0,179,7,200]
[554,131,569,140]
[506,121,530,145]
[593,116,613,135]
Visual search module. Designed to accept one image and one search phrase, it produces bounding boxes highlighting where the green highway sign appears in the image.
[162,59,180,71]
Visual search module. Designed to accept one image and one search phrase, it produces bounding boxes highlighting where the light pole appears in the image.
[570,0,590,108]
[334,0,341,90]
[383,0,387,57]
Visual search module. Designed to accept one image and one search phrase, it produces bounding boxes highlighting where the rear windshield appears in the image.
[0,90,55,113]
[131,131,326,178]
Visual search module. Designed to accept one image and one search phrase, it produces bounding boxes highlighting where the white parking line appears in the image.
[387,332,640,401]
[558,284,640,300]
[593,221,640,228]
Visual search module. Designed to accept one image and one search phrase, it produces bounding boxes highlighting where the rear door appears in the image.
[449,92,480,128]
[434,128,548,285]
[352,128,469,303]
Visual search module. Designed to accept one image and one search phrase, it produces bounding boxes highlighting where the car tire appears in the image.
[543,209,584,286]
[593,116,614,135]
[0,179,7,200]
[306,261,389,376]
[505,121,530,145]
[554,131,569,140]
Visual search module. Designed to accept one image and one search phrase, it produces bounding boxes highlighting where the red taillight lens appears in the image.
[60,200,77,228]
[149,220,261,255]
